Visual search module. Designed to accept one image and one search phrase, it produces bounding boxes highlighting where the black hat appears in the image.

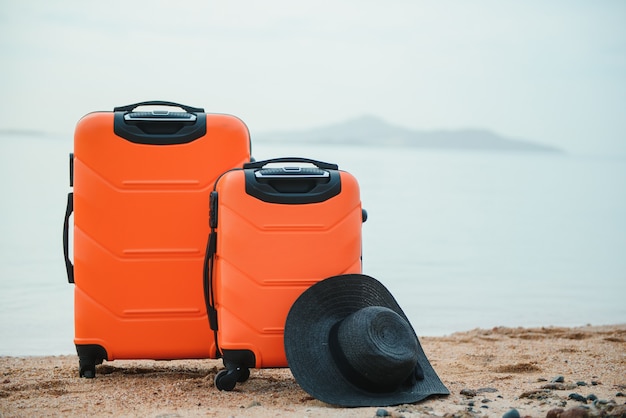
[284,274,449,407]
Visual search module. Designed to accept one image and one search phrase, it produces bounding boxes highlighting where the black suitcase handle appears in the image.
[64,153,74,284]
[63,192,74,284]
[113,100,204,113]
[243,157,338,171]
[113,100,207,145]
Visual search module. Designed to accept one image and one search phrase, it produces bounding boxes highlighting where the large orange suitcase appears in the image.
[204,157,366,391]
[62,101,251,377]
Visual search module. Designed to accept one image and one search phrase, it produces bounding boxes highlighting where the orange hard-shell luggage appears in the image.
[204,157,367,391]
[62,101,251,377]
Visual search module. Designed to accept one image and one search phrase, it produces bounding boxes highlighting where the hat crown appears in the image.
[332,306,419,392]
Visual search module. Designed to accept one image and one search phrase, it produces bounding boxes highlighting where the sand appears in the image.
[1,325,625,418]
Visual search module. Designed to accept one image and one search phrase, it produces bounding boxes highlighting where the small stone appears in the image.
[575,381,587,386]
[477,387,498,393]
[616,392,625,397]
[460,388,477,397]
[568,393,587,403]
[502,408,521,418]
[590,380,601,386]
[552,375,565,383]
[546,408,564,418]
[375,408,390,417]
[586,394,597,401]
[481,398,491,403]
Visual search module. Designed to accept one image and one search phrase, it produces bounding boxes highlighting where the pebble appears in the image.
[477,387,498,393]
[460,388,477,397]
[546,408,564,418]
[568,393,587,403]
[576,381,587,386]
[552,375,565,383]
[586,394,597,402]
[502,408,520,418]
[375,408,390,417]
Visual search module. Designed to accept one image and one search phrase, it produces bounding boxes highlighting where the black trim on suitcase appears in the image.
[244,157,342,204]
[113,101,207,145]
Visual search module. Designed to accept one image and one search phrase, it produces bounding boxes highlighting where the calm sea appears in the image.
[1,134,625,356]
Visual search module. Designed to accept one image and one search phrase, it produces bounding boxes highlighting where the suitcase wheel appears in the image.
[76,344,107,378]
[214,367,250,391]
[236,367,251,383]
[79,364,96,379]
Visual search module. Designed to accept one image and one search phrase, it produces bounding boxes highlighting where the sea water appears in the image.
[1,133,625,355]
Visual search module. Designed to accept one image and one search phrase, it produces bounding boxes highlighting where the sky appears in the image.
[1,0,625,156]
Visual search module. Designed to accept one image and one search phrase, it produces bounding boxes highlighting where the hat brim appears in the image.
[284,274,449,407]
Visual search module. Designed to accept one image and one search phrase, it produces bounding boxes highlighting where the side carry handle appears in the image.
[64,153,74,283]
[113,100,205,114]
[63,192,74,283]
[243,157,338,171]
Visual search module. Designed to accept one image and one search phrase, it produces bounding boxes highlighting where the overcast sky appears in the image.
[1,0,625,155]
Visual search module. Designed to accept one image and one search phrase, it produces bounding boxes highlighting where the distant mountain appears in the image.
[255,115,563,153]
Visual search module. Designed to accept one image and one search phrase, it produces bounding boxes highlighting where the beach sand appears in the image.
[1,325,625,417]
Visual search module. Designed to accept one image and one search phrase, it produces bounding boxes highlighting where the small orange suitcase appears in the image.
[204,157,366,390]
[62,101,251,377]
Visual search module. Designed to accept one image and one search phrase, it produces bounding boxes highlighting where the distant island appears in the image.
[254,115,563,153]
[0,129,50,137]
